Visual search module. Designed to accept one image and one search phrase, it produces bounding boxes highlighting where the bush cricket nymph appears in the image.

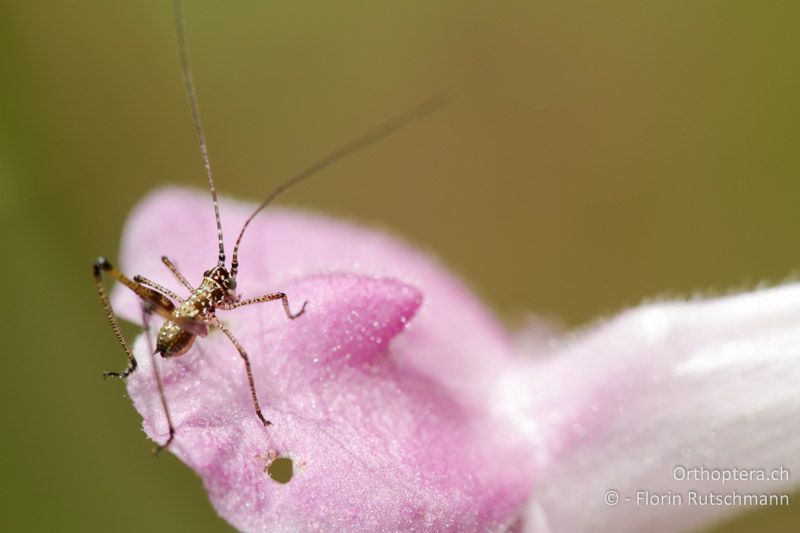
[93,0,444,453]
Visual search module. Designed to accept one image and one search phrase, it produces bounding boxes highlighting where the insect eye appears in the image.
[203,270,211,277]
[229,279,237,290]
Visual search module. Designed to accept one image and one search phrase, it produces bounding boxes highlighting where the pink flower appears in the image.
[112,187,800,531]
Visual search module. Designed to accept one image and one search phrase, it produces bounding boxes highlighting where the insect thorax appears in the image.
[156,268,232,357]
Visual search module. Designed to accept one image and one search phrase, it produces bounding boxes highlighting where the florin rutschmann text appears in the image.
[603,465,791,508]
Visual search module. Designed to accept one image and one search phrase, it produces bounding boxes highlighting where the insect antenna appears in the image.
[173,0,226,266]
[230,92,448,278]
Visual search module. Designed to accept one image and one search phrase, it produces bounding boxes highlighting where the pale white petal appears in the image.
[498,284,800,532]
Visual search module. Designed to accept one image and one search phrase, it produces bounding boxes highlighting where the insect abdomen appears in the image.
[156,278,223,357]
[156,320,196,356]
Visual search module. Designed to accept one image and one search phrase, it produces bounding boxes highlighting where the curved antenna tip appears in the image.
[229,91,449,277]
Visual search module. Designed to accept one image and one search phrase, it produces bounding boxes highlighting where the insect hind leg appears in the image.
[93,258,138,379]
[93,256,178,453]
[93,257,177,378]
[141,308,176,455]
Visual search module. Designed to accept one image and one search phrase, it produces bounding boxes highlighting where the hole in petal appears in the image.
[267,456,293,484]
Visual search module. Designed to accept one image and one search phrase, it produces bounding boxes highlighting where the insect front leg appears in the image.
[227,292,308,319]
[161,255,195,293]
[134,274,184,303]
[210,317,271,426]
[93,257,177,378]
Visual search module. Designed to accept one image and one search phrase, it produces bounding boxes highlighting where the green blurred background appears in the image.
[2,1,799,531]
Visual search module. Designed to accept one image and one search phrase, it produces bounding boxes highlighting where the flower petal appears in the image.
[128,273,530,531]
[505,285,800,532]
[111,188,535,530]
[111,187,515,399]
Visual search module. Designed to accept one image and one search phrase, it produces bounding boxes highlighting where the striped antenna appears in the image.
[173,0,226,266]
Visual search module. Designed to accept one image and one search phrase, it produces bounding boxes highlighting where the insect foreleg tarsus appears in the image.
[227,292,308,319]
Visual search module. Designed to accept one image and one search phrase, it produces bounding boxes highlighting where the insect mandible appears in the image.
[93,0,444,453]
